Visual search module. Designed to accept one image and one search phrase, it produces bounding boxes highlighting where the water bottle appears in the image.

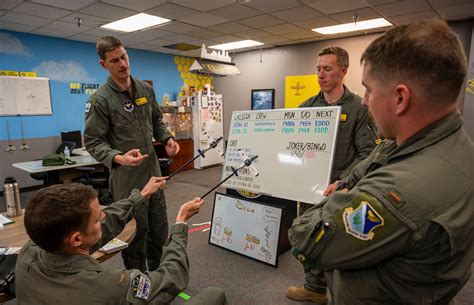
[64,145,70,159]
[3,177,22,217]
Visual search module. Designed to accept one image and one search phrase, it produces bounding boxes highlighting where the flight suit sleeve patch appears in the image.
[126,271,151,303]
[335,193,395,245]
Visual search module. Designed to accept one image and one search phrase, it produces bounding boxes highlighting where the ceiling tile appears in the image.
[0,12,53,27]
[156,21,200,34]
[257,35,293,44]
[293,16,339,29]
[67,33,100,43]
[145,3,200,20]
[271,6,322,22]
[179,13,229,27]
[429,0,473,9]
[31,0,97,11]
[60,13,109,27]
[44,21,92,33]
[302,0,369,15]
[162,33,196,43]
[237,14,285,28]
[31,27,73,38]
[171,0,236,12]
[329,7,382,23]
[102,0,166,11]
[144,38,175,46]
[0,0,24,10]
[208,4,260,21]
[281,30,322,40]
[242,0,302,13]
[388,10,439,25]
[188,28,221,39]
[211,34,241,43]
[373,0,430,17]
[234,29,272,39]
[437,3,474,19]
[128,42,161,50]
[119,28,173,43]
[13,2,72,19]
[79,3,136,20]
[152,46,182,54]
[262,23,302,35]
[212,22,252,34]
[364,0,401,5]
[82,27,126,37]
[0,20,37,32]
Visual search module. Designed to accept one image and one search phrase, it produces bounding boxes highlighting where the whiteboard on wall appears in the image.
[209,192,283,266]
[0,76,52,116]
[222,106,341,204]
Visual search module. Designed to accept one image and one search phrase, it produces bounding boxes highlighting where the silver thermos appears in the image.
[3,176,22,217]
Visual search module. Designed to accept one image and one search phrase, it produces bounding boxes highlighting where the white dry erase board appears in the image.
[0,76,52,116]
[209,192,283,266]
[222,107,341,204]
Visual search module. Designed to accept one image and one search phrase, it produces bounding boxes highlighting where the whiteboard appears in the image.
[209,192,283,266]
[222,106,341,204]
[0,76,52,116]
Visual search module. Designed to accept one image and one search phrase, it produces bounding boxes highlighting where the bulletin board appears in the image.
[209,192,283,267]
[222,107,341,204]
[0,76,52,116]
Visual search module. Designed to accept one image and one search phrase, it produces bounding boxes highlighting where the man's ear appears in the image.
[66,231,83,248]
[394,84,410,115]
[99,59,106,70]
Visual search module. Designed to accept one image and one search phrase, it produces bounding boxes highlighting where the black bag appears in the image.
[0,253,17,297]
[42,153,76,166]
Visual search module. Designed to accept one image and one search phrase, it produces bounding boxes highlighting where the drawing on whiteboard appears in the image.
[236,200,255,213]
[0,76,52,115]
[245,234,260,245]
[213,217,223,236]
[263,207,279,223]
[264,226,272,248]
[221,227,232,244]
[258,246,272,262]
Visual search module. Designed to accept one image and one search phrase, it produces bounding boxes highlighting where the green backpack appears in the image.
[42,153,76,166]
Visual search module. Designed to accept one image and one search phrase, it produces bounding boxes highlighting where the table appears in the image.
[12,155,101,184]
[0,210,136,302]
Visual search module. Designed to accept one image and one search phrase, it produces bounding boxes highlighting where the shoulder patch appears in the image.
[131,274,151,300]
[343,200,384,240]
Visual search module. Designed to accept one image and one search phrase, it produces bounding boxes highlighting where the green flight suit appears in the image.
[299,86,375,181]
[289,111,473,304]
[15,190,226,305]
[84,76,173,271]
[299,86,376,292]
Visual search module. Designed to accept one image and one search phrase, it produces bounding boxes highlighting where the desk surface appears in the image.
[12,155,99,173]
[0,210,136,261]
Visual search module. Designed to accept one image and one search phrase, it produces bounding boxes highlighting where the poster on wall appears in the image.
[285,74,320,108]
[209,192,283,267]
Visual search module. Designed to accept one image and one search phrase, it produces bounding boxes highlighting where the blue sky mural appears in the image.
[0,30,182,141]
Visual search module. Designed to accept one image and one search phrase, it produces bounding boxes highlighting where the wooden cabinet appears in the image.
[154,139,194,175]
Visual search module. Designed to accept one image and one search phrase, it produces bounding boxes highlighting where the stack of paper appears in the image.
[99,238,129,254]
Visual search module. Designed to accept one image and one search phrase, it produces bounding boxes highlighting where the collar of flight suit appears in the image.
[316,85,354,106]
[41,250,102,272]
[106,75,139,97]
[373,111,463,166]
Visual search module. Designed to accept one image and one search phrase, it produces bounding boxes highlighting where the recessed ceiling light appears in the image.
[312,18,392,35]
[101,13,170,32]
[209,40,263,51]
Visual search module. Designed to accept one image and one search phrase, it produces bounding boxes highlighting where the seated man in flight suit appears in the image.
[289,20,473,305]
[15,177,226,305]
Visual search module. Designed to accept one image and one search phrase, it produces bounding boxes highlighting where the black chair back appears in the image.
[55,141,76,154]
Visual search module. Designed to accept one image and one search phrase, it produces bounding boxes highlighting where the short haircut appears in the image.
[96,36,124,60]
[25,183,97,253]
[319,46,349,69]
[361,19,467,104]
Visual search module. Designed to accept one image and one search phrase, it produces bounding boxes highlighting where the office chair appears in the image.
[75,167,113,205]
[29,141,77,185]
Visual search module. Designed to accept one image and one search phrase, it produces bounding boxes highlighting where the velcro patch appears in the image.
[342,200,384,241]
[132,274,151,300]
[135,97,148,106]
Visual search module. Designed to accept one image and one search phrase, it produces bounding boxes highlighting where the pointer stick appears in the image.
[200,171,236,199]
[165,154,200,180]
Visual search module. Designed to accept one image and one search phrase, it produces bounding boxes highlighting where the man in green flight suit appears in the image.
[84,36,180,271]
[288,46,376,303]
[16,177,226,305]
[289,20,473,305]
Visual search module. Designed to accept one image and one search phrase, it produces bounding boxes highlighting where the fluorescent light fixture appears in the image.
[101,13,170,32]
[210,40,263,51]
[312,18,392,35]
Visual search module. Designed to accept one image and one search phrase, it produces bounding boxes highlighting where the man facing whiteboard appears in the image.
[288,46,376,304]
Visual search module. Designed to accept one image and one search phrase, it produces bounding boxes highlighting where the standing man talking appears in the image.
[84,36,180,271]
[288,46,375,304]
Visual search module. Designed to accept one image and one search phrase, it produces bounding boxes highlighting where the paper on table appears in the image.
[0,214,14,226]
